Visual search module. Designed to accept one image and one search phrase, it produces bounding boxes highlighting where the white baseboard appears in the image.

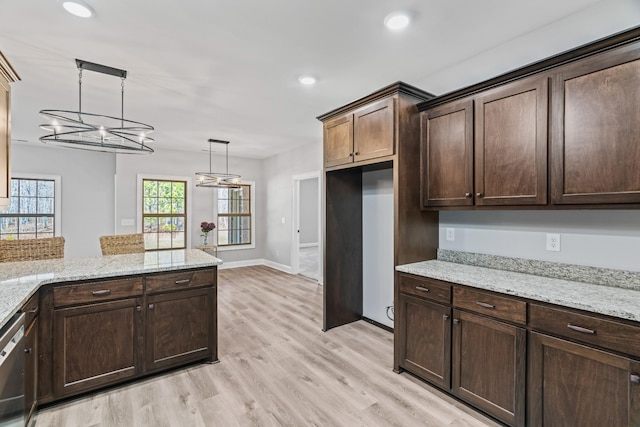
[218,259,264,270]
[218,258,292,274]
[299,242,319,248]
[263,259,292,274]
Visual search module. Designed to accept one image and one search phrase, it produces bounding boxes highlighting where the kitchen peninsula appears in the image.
[0,249,220,422]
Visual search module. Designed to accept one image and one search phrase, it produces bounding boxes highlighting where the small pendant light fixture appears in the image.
[39,59,154,154]
[195,139,241,188]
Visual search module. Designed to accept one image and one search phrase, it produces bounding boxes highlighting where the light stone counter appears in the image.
[0,249,222,331]
[397,260,640,322]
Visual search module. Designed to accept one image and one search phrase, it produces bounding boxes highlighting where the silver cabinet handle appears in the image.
[443,314,450,320]
[465,192,472,198]
[567,323,595,334]
[631,374,640,384]
[136,306,142,312]
[24,348,32,354]
[476,301,495,309]
[175,279,191,285]
[476,192,483,198]
[453,319,460,325]
[148,304,155,310]
[28,306,39,314]
[415,286,430,292]
[92,289,111,296]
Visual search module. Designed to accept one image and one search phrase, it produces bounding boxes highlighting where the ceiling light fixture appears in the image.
[384,12,410,30]
[298,76,316,85]
[39,59,155,154]
[196,139,242,188]
[61,0,94,18]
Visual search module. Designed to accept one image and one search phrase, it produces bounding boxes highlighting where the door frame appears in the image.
[291,171,322,284]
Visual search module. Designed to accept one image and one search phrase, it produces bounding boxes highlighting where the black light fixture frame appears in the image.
[39,58,155,154]
[195,139,242,188]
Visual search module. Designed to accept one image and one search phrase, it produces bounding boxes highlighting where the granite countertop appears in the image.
[397,260,640,322]
[0,249,222,331]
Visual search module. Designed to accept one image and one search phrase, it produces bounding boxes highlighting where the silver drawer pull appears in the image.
[28,306,39,314]
[630,374,640,384]
[476,301,495,309]
[415,286,430,292]
[148,304,155,310]
[92,289,111,296]
[567,323,595,334]
[175,279,191,285]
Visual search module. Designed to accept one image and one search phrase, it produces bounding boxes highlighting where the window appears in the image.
[0,177,58,240]
[142,179,186,250]
[217,183,252,247]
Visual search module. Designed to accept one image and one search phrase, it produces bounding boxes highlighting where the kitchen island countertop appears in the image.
[0,249,222,331]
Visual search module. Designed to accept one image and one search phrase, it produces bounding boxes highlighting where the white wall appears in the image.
[299,178,319,245]
[362,169,394,328]
[11,143,116,258]
[114,148,265,263]
[439,210,640,272]
[263,141,322,267]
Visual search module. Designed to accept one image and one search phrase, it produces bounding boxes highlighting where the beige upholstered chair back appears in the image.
[100,233,145,255]
[0,236,65,262]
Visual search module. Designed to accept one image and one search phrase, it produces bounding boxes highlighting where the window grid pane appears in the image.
[217,184,251,246]
[0,178,56,240]
[142,179,187,251]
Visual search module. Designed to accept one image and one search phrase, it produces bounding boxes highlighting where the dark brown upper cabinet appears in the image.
[475,76,548,206]
[323,97,394,168]
[551,43,640,205]
[420,76,548,209]
[421,98,474,207]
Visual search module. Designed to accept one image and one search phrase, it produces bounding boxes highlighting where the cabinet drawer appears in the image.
[54,278,143,307]
[23,291,39,326]
[529,304,640,357]
[145,269,215,294]
[453,287,526,325]
[399,274,451,304]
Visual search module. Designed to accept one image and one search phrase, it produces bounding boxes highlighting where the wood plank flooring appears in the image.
[35,266,500,427]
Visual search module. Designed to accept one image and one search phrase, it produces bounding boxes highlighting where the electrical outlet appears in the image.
[546,233,561,252]
[446,227,455,241]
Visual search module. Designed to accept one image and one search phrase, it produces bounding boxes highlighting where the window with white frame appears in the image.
[141,179,187,250]
[216,182,254,249]
[0,175,61,240]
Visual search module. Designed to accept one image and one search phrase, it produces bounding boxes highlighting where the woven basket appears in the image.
[0,236,65,262]
[100,233,145,255]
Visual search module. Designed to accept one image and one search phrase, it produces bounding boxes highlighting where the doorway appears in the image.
[292,171,322,283]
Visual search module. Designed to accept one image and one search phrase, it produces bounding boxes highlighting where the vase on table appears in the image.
[201,232,209,246]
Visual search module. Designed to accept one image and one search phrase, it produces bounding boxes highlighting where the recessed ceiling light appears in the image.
[384,12,410,30]
[62,0,94,18]
[298,76,316,86]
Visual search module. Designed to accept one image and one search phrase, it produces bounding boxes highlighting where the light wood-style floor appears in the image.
[35,266,500,427]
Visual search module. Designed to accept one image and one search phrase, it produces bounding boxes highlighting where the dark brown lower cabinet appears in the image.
[399,293,451,388]
[146,287,215,372]
[529,332,640,427]
[53,298,143,397]
[452,310,526,427]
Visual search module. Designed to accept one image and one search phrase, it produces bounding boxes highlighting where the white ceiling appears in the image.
[1,0,639,159]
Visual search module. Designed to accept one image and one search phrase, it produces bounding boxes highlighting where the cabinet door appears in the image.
[24,319,37,424]
[146,287,214,372]
[452,310,526,427]
[529,332,640,427]
[0,75,9,204]
[324,114,354,167]
[399,294,451,389]
[421,98,474,207]
[551,44,640,204]
[475,76,548,206]
[53,298,143,397]
[353,97,394,162]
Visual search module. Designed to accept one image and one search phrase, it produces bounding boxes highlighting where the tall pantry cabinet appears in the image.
[318,82,439,332]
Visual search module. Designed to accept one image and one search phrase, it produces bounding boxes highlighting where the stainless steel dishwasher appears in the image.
[0,312,25,427]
